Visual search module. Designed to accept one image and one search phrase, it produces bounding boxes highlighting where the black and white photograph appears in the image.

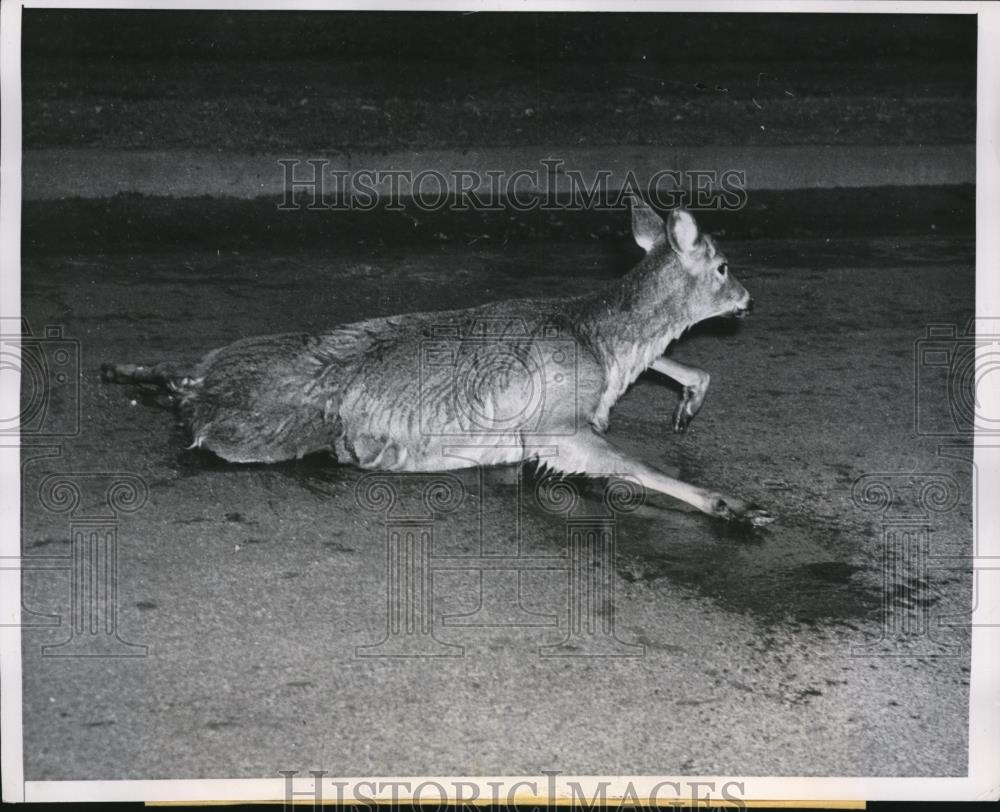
[1,0,998,805]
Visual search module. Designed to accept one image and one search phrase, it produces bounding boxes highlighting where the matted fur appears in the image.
[103,202,771,525]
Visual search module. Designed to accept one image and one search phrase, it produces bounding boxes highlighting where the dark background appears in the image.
[21,11,976,151]
[20,9,977,252]
[23,11,977,62]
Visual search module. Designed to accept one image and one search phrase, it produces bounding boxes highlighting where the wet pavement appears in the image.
[19,210,974,778]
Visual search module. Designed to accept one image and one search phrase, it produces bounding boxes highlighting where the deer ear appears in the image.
[630,195,665,252]
[667,209,701,254]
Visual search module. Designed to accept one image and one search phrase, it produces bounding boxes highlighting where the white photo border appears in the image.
[1,0,997,804]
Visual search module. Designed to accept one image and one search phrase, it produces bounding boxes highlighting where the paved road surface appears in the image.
[19,216,973,778]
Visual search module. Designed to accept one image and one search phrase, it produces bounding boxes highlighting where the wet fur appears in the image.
[103,205,769,524]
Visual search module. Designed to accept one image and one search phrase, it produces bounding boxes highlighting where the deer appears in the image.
[102,198,773,526]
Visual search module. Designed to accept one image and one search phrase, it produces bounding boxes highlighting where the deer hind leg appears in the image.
[545,428,772,526]
[651,357,710,433]
[101,361,196,392]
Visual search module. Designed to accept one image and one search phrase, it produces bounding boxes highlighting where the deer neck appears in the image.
[577,251,698,362]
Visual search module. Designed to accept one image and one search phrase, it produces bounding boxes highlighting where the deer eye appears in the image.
[717,262,728,276]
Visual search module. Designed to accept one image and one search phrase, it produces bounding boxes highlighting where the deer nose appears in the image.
[732,296,754,319]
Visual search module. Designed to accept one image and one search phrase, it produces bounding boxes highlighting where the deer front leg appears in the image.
[650,357,710,433]
[544,428,773,526]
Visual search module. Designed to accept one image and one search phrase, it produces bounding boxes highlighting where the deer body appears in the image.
[103,203,772,525]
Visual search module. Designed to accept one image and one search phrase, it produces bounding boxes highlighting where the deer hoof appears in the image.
[741,505,775,527]
[672,405,692,433]
[708,495,774,527]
